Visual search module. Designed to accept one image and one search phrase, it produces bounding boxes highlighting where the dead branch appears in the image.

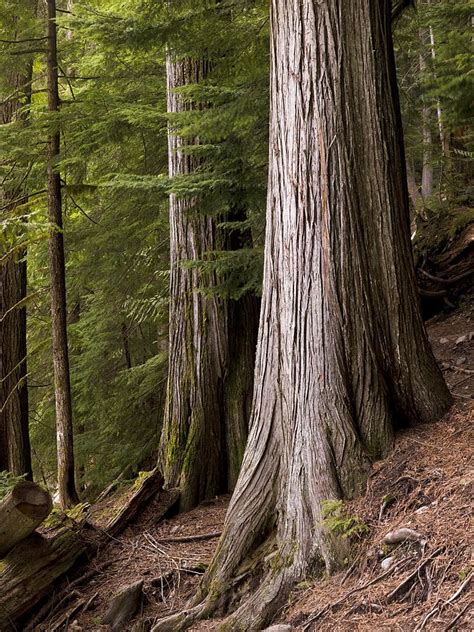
[156,531,222,544]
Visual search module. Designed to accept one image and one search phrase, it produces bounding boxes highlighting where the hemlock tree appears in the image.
[0,0,35,478]
[153,0,452,629]
[159,52,258,510]
[46,0,78,508]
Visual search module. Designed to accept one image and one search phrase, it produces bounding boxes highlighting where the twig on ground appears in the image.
[155,531,222,544]
[47,597,86,632]
[441,363,474,375]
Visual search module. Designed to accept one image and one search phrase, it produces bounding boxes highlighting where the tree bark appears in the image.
[46,0,79,508]
[0,256,31,477]
[418,34,433,201]
[152,1,452,629]
[0,2,35,479]
[0,481,52,557]
[158,56,258,510]
[429,24,449,159]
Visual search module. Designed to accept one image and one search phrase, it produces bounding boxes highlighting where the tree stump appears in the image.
[102,580,144,631]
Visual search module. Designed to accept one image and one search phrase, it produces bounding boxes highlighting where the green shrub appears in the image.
[0,471,26,501]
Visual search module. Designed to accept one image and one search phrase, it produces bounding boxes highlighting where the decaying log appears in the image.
[0,470,165,630]
[0,525,88,629]
[105,469,164,537]
[0,481,52,557]
[103,580,144,631]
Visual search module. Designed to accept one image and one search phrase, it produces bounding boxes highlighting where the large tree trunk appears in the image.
[46,0,79,508]
[152,1,452,629]
[158,56,258,511]
[0,2,35,479]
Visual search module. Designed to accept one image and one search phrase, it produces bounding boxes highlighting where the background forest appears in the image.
[1,0,472,498]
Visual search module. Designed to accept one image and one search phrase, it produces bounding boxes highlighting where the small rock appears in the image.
[383,527,423,545]
[170,525,179,533]
[381,556,395,571]
[262,626,293,632]
[415,505,430,514]
[456,356,467,366]
[439,337,449,344]
[455,335,467,345]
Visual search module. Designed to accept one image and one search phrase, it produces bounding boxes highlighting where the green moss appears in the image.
[43,502,89,528]
[320,499,369,540]
[131,470,152,491]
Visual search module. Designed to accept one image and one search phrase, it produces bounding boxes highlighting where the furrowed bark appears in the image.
[153,1,452,629]
[46,0,79,508]
[158,54,258,510]
[0,255,31,477]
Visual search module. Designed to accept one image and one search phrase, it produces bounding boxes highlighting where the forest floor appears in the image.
[30,304,473,631]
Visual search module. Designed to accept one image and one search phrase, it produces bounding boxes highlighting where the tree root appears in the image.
[386,547,444,603]
[415,571,472,631]
[151,569,294,632]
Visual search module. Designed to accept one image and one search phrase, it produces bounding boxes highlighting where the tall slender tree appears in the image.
[0,0,36,479]
[159,53,258,510]
[46,0,78,508]
[153,0,452,629]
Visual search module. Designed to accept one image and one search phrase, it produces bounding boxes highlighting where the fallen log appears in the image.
[105,469,164,537]
[0,470,166,630]
[0,521,89,629]
[0,481,52,557]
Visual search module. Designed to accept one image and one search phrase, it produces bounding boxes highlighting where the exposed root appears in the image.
[150,600,212,631]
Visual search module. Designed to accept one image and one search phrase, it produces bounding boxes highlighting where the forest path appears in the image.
[28,304,473,631]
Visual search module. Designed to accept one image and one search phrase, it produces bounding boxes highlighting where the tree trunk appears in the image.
[0,3,35,479]
[152,1,452,629]
[429,24,449,158]
[421,102,433,200]
[46,0,79,509]
[418,35,433,200]
[158,56,258,510]
[0,256,31,477]
[224,294,259,490]
[121,321,132,369]
[0,481,52,557]
[406,161,422,212]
